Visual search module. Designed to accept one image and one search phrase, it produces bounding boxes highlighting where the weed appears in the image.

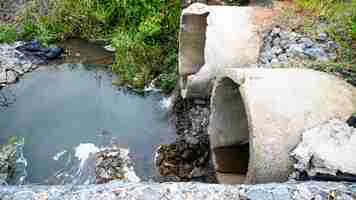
[0,24,18,43]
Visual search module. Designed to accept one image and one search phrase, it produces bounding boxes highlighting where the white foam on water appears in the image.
[125,166,141,182]
[159,96,173,110]
[53,150,68,161]
[119,148,140,182]
[74,143,100,169]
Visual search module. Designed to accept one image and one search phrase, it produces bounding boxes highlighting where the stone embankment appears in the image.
[0,181,355,200]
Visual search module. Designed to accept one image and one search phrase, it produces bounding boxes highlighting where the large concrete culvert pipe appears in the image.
[179,3,266,99]
[208,68,356,185]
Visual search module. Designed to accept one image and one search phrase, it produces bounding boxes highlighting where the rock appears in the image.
[45,47,64,60]
[290,32,301,41]
[278,54,288,63]
[184,135,199,145]
[0,71,7,84]
[0,181,355,200]
[272,37,281,47]
[291,119,356,180]
[279,39,289,49]
[318,32,328,41]
[0,138,18,184]
[271,26,281,36]
[303,47,329,61]
[156,97,214,182]
[193,99,207,105]
[271,46,283,55]
[258,26,338,68]
[260,51,274,62]
[6,70,17,84]
[95,148,140,184]
[327,41,339,50]
[299,37,314,48]
[287,44,306,58]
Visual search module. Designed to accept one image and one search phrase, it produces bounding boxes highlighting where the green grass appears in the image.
[0,24,18,43]
[296,0,356,64]
[9,0,181,92]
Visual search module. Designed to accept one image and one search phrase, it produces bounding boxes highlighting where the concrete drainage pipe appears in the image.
[179,3,264,99]
[208,68,356,184]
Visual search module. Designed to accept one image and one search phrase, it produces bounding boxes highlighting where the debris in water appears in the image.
[15,40,64,64]
[52,143,140,185]
[96,148,140,184]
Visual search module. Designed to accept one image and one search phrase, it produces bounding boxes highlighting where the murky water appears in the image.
[0,64,175,184]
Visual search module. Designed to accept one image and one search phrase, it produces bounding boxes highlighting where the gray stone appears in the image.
[318,32,328,41]
[261,50,274,62]
[299,37,314,48]
[271,46,283,55]
[0,71,6,84]
[271,26,281,36]
[279,31,290,41]
[96,148,140,184]
[303,47,329,61]
[327,41,339,50]
[272,37,281,47]
[184,135,200,145]
[287,44,305,57]
[0,181,355,200]
[278,54,288,63]
[0,43,39,86]
[279,39,289,49]
[6,70,17,84]
[290,32,301,41]
[0,139,18,184]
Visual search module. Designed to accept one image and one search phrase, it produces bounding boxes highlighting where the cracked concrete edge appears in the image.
[0,181,355,200]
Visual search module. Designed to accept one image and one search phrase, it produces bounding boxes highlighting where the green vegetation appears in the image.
[3,0,181,93]
[0,24,18,43]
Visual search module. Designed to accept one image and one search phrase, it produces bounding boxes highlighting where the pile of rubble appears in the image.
[155,98,215,182]
[96,148,140,184]
[258,26,339,68]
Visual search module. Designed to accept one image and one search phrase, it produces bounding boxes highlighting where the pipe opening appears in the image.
[179,13,208,78]
[209,77,250,184]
